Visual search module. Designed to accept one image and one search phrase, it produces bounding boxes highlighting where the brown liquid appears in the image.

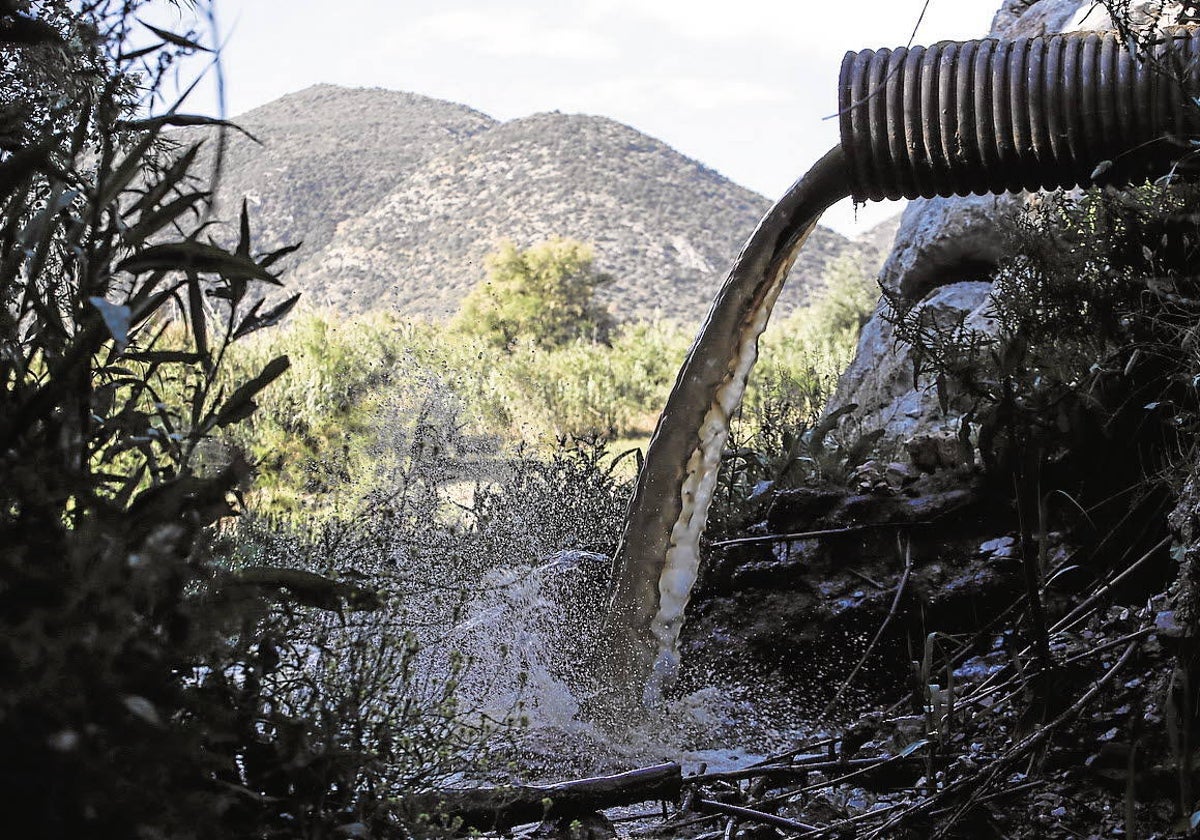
[598,146,853,705]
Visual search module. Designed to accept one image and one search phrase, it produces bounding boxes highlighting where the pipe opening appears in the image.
[839,26,1200,201]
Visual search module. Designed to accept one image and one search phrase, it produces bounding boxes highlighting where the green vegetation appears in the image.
[454,238,614,350]
[204,245,877,522]
[0,4,550,836]
[0,4,322,835]
[865,178,1200,835]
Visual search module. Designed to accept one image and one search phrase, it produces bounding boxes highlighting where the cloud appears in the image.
[400,9,618,62]
[577,76,791,112]
[581,0,993,49]
[582,0,811,44]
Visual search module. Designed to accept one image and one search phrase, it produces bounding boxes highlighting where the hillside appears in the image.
[202,85,876,323]
[199,85,497,256]
[852,212,903,270]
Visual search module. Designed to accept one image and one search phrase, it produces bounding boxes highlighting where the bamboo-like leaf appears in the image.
[232,292,301,340]
[116,241,282,285]
[123,141,202,220]
[128,285,178,333]
[185,270,209,372]
[18,186,76,293]
[258,241,303,270]
[124,190,210,245]
[124,349,204,364]
[88,297,131,352]
[97,126,163,210]
[19,186,76,250]
[236,199,251,257]
[113,462,148,509]
[116,42,164,62]
[115,114,257,143]
[211,355,289,428]
[136,19,210,52]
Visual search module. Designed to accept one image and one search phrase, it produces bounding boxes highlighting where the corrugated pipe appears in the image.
[839,26,1200,200]
[598,25,1200,715]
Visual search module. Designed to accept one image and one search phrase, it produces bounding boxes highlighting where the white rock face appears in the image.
[828,0,1144,446]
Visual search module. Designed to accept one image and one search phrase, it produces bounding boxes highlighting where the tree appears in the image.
[455,238,613,350]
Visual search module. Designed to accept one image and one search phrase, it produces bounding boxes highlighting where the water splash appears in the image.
[446,548,814,780]
[245,332,816,783]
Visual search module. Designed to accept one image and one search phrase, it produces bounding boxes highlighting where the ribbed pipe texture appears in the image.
[839,26,1200,201]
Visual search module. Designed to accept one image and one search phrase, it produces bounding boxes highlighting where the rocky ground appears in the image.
[490,446,1188,839]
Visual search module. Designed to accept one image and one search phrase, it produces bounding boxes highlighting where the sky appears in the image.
[171,0,1003,235]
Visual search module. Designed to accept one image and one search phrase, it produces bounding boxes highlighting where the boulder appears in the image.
[827,0,1148,446]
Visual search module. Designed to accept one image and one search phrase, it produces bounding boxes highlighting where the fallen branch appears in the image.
[709,523,891,548]
[694,798,820,834]
[789,802,905,839]
[399,762,682,834]
[930,641,1138,839]
[683,755,924,787]
[1050,536,1169,635]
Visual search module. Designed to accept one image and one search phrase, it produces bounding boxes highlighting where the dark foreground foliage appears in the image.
[0,2,303,835]
[0,3,504,837]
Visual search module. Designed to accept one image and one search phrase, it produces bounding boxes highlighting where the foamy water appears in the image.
[444,550,811,783]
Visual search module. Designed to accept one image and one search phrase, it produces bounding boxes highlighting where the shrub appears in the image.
[0,4,501,836]
[885,186,1200,486]
[0,2,304,834]
[453,238,613,350]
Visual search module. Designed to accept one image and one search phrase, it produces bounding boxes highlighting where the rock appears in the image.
[991,0,1099,38]
[895,488,978,522]
[830,199,1012,442]
[849,460,888,493]
[832,277,998,444]
[882,196,1021,305]
[978,536,1017,560]
[765,487,844,532]
[762,480,983,536]
[884,461,919,489]
[1154,609,1184,638]
[840,711,885,758]
[905,431,967,473]
[728,542,820,591]
[824,0,1173,447]
[848,459,921,493]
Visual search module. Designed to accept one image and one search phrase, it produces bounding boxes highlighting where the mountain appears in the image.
[852,213,903,272]
[201,85,496,257]
[199,85,880,323]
